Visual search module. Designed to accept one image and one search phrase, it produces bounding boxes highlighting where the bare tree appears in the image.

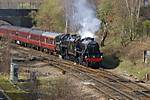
[62,0,78,33]
[125,0,142,41]
[100,22,109,46]
[0,31,11,74]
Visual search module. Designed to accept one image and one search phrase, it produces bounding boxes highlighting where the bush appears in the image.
[143,20,150,37]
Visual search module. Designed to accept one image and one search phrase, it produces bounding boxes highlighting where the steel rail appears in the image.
[48,60,139,100]
[57,59,150,98]
[50,62,119,100]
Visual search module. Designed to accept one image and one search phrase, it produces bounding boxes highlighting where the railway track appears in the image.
[48,60,136,99]
[44,58,150,100]
[12,44,150,100]
[59,61,150,98]
[0,88,11,100]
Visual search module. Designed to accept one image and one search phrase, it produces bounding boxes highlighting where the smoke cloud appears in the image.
[67,0,101,38]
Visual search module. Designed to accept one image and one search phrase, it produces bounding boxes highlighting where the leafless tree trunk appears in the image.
[63,0,70,33]
[0,31,11,74]
[63,0,74,33]
[136,0,142,22]
[101,23,108,47]
[125,0,142,41]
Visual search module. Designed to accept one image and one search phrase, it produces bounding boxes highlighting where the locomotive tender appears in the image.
[0,25,103,68]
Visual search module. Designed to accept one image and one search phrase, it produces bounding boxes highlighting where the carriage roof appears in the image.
[18,27,31,32]
[30,29,44,35]
[0,25,18,31]
[0,25,63,38]
[42,32,62,38]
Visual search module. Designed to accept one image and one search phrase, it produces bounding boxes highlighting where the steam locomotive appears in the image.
[0,25,103,68]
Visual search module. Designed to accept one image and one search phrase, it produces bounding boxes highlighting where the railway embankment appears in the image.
[102,37,150,85]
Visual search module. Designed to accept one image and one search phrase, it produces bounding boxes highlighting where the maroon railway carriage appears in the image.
[0,25,19,40]
[0,25,62,54]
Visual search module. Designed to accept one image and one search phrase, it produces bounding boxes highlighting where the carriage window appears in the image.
[30,35,40,40]
[11,31,17,35]
[15,32,18,35]
[47,38,54,44]
[18,32,27,38]
[40,37,46,42]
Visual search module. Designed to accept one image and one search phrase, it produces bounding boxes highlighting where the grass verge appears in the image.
[115,60,150,80]
[0,75,29,100]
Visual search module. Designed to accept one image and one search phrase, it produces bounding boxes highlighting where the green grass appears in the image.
[116,60,150,79]
[0,75,29,100]
[0,45,4,49]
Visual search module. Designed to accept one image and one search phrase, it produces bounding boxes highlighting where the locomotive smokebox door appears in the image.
[10,63,19,83]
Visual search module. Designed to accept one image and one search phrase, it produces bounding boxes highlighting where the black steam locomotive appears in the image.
[55,34,103,68]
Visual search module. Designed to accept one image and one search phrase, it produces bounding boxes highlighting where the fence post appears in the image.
[144,50,147,63]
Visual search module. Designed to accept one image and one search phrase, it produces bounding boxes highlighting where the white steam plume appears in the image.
[68,0,101,38]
